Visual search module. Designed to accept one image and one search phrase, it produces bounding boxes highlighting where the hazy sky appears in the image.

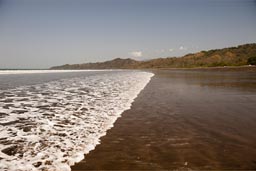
[0,0,256,69]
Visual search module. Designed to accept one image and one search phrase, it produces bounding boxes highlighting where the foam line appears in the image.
[0,71,154,171]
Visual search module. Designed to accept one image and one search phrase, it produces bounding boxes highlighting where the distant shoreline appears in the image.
[2,65,255,72]
[147,65,256,72]
[51,43,256,70]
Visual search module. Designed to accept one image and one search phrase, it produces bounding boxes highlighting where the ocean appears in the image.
[0,70,154,171]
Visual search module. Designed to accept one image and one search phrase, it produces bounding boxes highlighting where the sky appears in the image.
[0,0,256,69]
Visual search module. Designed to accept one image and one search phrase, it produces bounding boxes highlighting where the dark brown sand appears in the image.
[72,68,256,170]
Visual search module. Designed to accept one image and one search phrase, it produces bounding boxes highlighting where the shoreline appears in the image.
[2,65,252,72]
[143,65,256,72]
[72,69,256,170]
[47,65,256,72]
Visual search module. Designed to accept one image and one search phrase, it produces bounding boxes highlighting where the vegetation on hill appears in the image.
[248,56,256,65]
[51,58,138,69]
[51,43,256,69]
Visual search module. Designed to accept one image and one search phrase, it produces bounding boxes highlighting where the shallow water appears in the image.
[71,69,256,170]
[0,70,153,171]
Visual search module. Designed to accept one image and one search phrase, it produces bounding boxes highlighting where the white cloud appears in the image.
[169,48,174,52]
[179,46,187,51]
[130,51,142,57]
[179,46,184,50]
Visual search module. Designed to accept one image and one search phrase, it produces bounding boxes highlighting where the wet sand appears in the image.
[72,68,256,170]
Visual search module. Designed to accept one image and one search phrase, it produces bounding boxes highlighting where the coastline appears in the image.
[50,43,256,70]
[144,65,256,72]
[72,68,256,170]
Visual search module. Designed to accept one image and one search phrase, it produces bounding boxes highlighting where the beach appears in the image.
[72,68,256,170]
[1,0,256,170]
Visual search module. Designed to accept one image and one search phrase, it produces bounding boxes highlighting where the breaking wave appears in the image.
[0,71,154,171]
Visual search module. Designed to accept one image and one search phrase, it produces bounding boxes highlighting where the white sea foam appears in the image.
[0,71,154,171]
[0,70,108,75]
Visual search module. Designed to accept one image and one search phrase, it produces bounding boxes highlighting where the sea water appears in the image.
[0,70,154,171]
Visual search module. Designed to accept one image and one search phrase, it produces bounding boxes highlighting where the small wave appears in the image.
[0,71,154,171]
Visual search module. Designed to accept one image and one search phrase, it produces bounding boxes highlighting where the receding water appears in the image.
[71,69,256,170]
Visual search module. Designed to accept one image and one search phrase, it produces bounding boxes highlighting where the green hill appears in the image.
[51,58,138,70]
[51,43,256,69]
